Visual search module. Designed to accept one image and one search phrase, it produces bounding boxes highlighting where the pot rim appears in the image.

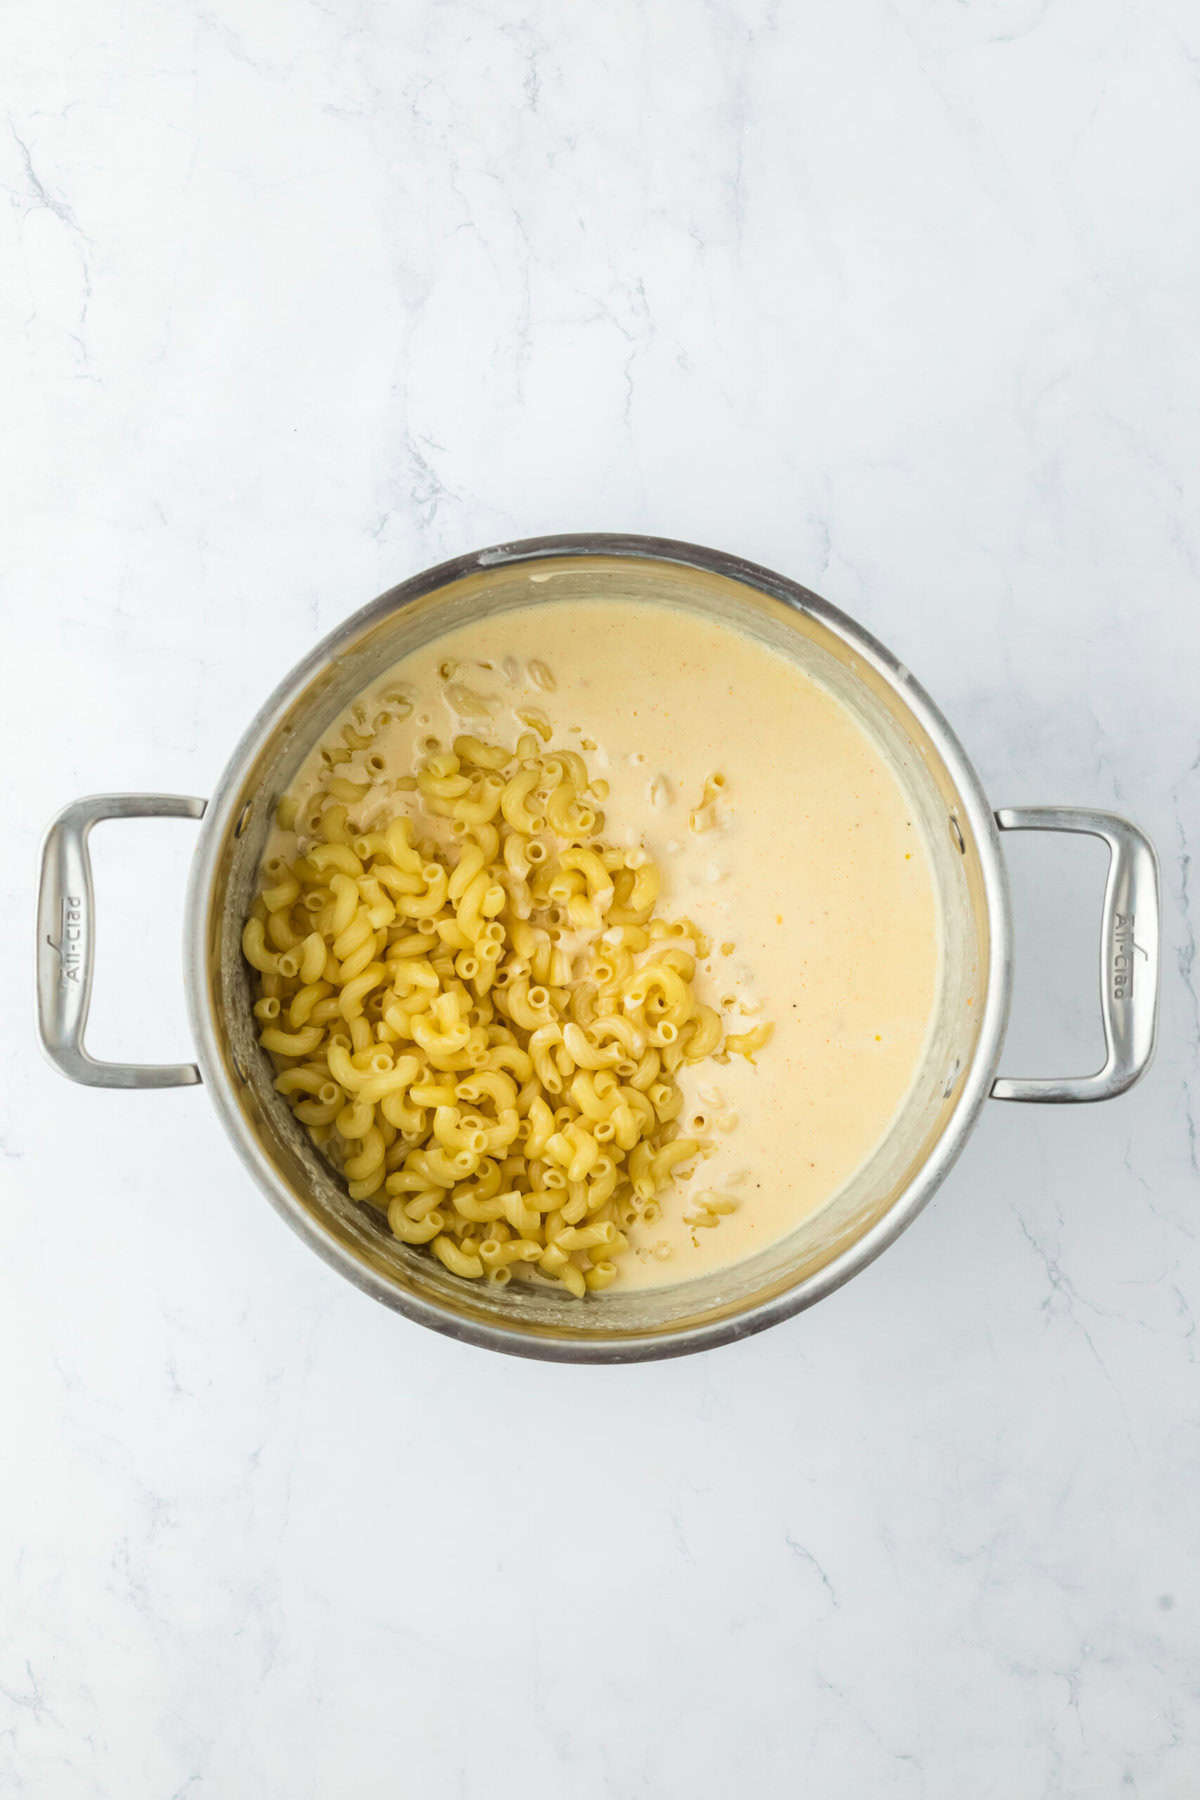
[184,533,1012,1362]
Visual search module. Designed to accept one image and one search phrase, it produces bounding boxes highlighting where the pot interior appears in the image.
[194,549,997,1355]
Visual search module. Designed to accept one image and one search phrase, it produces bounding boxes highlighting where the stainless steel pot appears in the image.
[36,536,1161,1361]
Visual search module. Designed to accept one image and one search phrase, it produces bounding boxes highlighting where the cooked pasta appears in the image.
[245,723,771,1298]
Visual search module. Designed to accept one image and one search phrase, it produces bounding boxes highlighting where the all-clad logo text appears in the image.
[47,896,85,985]
[1112,912,1135,1003]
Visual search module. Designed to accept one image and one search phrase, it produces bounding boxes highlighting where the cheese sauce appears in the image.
[269,599,941,1290]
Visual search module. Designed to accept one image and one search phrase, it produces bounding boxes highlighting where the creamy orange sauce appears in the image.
[270,599,940,1289]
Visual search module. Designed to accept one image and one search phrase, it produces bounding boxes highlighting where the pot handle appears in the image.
[991,806,1160,1103]
[37,793,207,1089]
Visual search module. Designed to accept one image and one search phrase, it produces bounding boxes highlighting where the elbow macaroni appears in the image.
[246,719,772,1297]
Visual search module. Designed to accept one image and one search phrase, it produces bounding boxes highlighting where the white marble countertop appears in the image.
[5,1,1199,1793]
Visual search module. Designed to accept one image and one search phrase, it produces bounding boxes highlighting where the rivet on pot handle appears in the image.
[37,794,207,1089]
[991,806,1160,1103]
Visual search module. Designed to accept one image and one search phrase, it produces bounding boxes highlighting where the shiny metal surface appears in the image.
[183,534,1016,1360]
[35,535,1163,1360]
[990,807,1160,1102]
[37,793,206,1088]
